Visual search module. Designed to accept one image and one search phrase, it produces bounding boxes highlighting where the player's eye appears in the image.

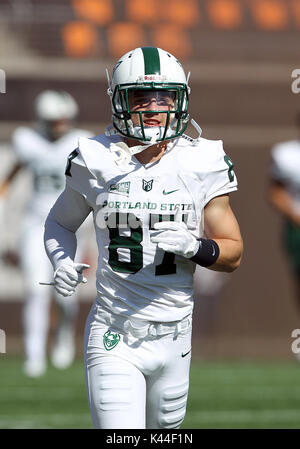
[128,91,176,109]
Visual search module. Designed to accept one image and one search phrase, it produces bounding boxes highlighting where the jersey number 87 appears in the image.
[107,212,184,276]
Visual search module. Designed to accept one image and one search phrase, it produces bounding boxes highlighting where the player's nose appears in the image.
[147,99,159,110]
[144,100,160,117]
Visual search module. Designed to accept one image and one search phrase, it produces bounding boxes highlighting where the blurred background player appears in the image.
[0,90,93,377]
[269,113,300,360]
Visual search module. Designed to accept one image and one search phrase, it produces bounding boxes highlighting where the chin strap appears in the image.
[106,118,202,166]
[190,119,202,145]
[109,135,158,166]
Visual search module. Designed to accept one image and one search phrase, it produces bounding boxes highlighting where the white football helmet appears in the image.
[34,90,78,122]
[107,47,190,143]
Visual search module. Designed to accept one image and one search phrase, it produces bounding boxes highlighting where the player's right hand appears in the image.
[53,262,90,297]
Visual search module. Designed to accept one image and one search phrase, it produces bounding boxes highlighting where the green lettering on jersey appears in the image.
[107,212,143,274]
[224,155,235,182]
[107,212,178,276]
[109,181,130,195]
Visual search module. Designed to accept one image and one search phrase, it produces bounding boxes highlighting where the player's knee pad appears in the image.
[87,358,146,429]
[99,368,132,412]
[158,381,189,429]
[89,361,134,413]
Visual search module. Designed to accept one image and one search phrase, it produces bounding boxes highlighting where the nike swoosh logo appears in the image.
[163,189,180,195]
[181,349,191,358]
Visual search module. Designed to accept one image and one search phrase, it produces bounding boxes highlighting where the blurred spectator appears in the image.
[0,90,94,377]
[269,113,300,360]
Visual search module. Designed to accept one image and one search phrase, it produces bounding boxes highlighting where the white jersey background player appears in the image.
[269,135,300,360]
[44,47,243,428]
[0,90,93,377]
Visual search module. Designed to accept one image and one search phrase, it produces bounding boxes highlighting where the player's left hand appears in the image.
[151,221,199,258]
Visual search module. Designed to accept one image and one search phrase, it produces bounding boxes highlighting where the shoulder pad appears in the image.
[76,134,127,177]
[12,126,37,142]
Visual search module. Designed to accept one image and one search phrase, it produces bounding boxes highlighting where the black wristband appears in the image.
[190,238,220,267]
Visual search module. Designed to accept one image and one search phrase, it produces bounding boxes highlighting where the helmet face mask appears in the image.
[108,47,190,144]
[112,83,189,142]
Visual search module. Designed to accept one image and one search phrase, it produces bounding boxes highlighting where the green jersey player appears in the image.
[44,47,243,428]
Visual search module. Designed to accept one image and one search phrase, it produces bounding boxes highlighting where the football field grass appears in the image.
[1,357,300,429]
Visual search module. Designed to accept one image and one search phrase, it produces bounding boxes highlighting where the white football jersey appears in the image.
[66,133,238,322]
[271,140,300,214]
[12,126,93,218]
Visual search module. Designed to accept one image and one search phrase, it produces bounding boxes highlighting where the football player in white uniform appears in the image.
[0,90,93,377]
[44,47,243,428]
[270,134,300,359]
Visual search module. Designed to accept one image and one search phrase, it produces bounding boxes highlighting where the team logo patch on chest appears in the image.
[109,181,131,195]
[103,330,121,350]
[142,179,154,192]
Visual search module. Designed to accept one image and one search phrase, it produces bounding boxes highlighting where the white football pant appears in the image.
[84,303,192,429]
